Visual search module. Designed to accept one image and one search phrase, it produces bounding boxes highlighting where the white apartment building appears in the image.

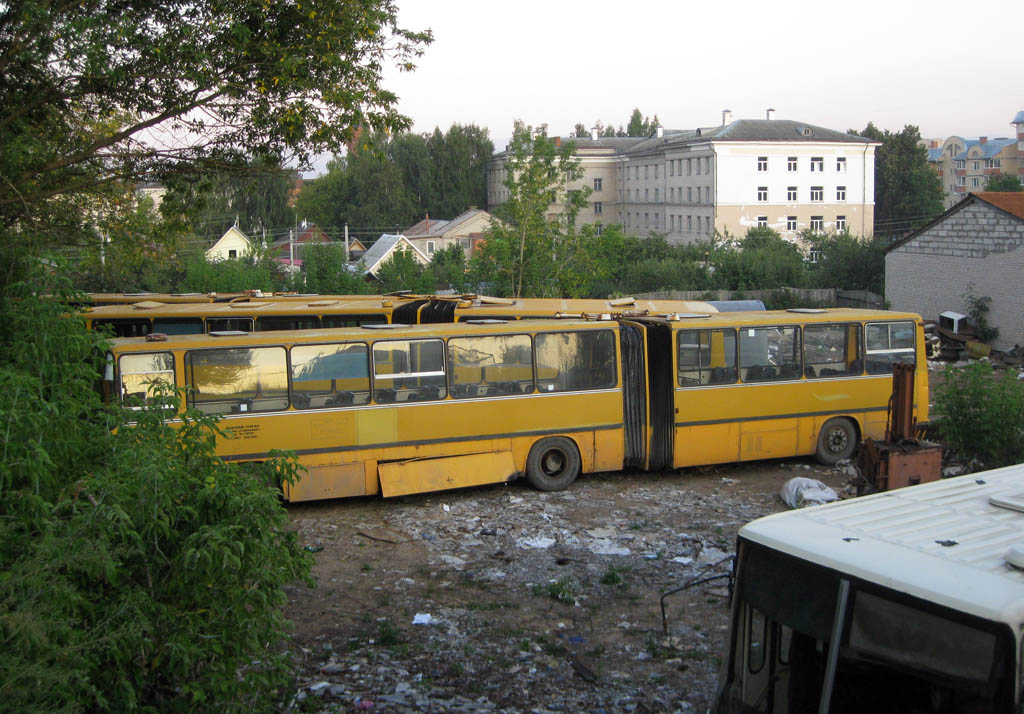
[487,113,878,246]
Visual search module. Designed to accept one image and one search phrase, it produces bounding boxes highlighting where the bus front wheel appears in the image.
[526,437,581,492]
[816,418,857,464]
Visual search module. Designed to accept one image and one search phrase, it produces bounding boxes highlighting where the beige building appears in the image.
[487,113,878,246]
[403,208,495,259]
[206,225,254,261]
[924,111,1024,209]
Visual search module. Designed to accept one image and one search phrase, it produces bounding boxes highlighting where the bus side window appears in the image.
[865,321,916,374]
[290,342,370,409]
[804,324,861,378]
[260,316,320,331]
[206,317,254,333]
[186,346,288,414]
[118,352,175,410]
[94,318,151,337]
[448,334,533,398]
[749,607,767,673]
[535,330,616,393]
[740,326,801,382]
[371,339,447,403]
[678,329,736,386]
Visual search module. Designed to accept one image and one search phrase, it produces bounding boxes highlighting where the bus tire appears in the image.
[816,418,857,464]
[525,437,581,492]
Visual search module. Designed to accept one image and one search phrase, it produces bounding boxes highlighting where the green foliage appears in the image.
[984,173,1023,192]
[626,109,660,137]
[298,242,373,294]
[471,122,588,297]
[541,577,580,604]
[0,272,312,712]
[852,123,944,236]
[933,362,1024,468]
[427,243,470,292]
[0,0,431,263]
[962,283,999,343]
[807,232,887,293]
[710,228,807,290]
[374,248,434,294]
[178,252,283,293]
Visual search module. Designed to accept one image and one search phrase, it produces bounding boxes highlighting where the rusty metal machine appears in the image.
[857,362,942,494]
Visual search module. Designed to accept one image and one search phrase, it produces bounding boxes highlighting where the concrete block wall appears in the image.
[885,201,1024,350]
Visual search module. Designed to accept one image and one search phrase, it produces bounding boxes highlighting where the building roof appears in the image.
[1013,110,1024,125]
[885,192,1024,253]
[703,119,872,144]
[961,137,1016,159]
[360,233,429,273]
[405,217,451,237]
[927,147,943,162]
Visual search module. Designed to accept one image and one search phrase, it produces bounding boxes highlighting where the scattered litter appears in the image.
[589,540,631,556]
[357,526,411,544]
[518,536,556,549]
[586,527,617,539]
[442,504,450,513]
[303,544,324,553]
[697,547,729,564]
[309,681,331,695]
[479,527,497,536]
[355,699,374,710]
[721,478,737,484]
[780,477,839,509]
[319,662,343,674]
[671,556,694,565]
[412,613,433,625]
[440,555,466,568]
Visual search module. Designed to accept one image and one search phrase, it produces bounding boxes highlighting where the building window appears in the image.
[705,216,712,234]
[985,159,1002,169]
[654,214,659,228]
[810,216,823,232]
[810,157,823,172]
[757,186,768,202]
[971,178,979,187]
[687,215,692,231]
[787,186,797,201]
[635,189,639,201]
[811,186,823,201]
[696,159,701,176]
[786,216,797,231]
[972,161,979,171]
[687,158,692,175]
[228,249,237,259]
[836,186,846,201]
[836,215,846,232]
[756,216,768,228]
[787,156,798,172]
[634,166,639,179]
[645,188,649,201]
[704,187,710,203]
[593,201,602,215]
[596,224,603,236]
[757,156,768,172]
[645,213,649,226]
[954,159,965,169]
[687,187,692,202]
[593,178,602,192]
[704,157,710,173]
[654,165,659,179]
[426,240,435,254]
[655,188,659,202]
[836,157,847,173]
[669,162,674,177]
[956,176,965,187]
[645,165,649,179]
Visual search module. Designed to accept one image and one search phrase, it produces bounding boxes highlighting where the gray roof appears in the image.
[441,208,489,234]
[1013,110,1024,125]
[361,233,406,270]
[704,119,872,143]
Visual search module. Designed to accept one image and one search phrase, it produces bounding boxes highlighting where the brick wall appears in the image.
[885,200,1024,350]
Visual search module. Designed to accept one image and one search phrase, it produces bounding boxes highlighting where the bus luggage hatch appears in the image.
[378,451,517,497]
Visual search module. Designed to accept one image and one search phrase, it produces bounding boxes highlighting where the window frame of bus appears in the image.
[533,329,618,393]
[117,351,176,410]
[322,314,388,328]
[93,318,152,337]
[738,325,803,383]
[289,341,371,409]
[370,338,448,404]
[865,321,916,375]
[259,315,320,331]
[151,317,204,335]
[185,345,289,414]
[677,328,738,386]
[803,322,863,378]
[447,332,535,398]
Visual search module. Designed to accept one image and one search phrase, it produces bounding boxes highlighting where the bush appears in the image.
[933,362,1024,468]
[0,271,312,712]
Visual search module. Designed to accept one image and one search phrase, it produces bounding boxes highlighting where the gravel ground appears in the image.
[283,459,852,713]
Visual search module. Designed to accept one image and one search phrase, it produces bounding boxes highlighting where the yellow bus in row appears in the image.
[83,294,720,336]
[106,307,927,502]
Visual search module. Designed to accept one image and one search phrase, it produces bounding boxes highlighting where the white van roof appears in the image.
[740,464,1024,624]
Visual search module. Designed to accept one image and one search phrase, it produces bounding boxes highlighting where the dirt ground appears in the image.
[284,458,853,713]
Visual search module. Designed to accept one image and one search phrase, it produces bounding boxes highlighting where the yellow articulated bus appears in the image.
[82,294,720,337]
[105,308,927,502]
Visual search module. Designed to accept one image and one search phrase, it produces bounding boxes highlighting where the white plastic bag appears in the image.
[780,477,839,509]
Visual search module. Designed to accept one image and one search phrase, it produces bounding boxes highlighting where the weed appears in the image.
[600,565,632,587]
[545,576,580,604]
[361,562,373,572]
[376,619,402,647]
[537,635,567,657]
[519,638,532,652]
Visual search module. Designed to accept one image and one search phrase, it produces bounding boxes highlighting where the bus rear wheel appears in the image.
[526,437,581,492]
[816,418,857,464]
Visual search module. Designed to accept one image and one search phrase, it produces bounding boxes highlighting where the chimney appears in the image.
[591,127,598,140]
[554,136,561,147]
[766,108,775,121]
[657,126,664,138]
[722,109,732,126]
[979,136,987,144]
[425,211,430,232]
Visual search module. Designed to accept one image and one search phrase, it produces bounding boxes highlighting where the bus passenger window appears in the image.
[865,321,916,374]
[290,343,370,408]
[322,314,387,328]
[372,339,447,403]
[804,324,861,378]
[677,329,736,386]
[119,352,175,409]
[152,318,203,335]
[535,330,616,392]
[94,318,151,337]
[260,316,320,331]
[448,334,533,398]
[739,326,801,382]
[185,347,288,414]
[206,317,254,333]
[749,607,767,673]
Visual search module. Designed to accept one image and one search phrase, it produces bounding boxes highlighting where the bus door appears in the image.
[643,322,674,471]
[619,322,648,469]
[619,320,674,472]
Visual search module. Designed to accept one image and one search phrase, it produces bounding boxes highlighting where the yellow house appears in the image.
[206,225,254,261]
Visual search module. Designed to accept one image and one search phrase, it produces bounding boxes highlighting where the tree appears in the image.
[374,247,433,293]
[985,173,1023,192]
[852,123,944,236]
[711,228,807,290]
[472,122,588,297]
[626,108,660,137]
[427,243,470,292]
[295,242,372,294]
[808,232,887,293]
[0,0,431,279]
[572,123,588,138]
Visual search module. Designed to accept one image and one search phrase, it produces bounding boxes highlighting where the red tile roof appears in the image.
[974,192,1024,220]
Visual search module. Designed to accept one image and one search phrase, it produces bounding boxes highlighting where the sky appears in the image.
[302,0,1019,175]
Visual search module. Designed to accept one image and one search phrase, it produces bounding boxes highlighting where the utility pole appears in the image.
[344,224,350,261]
[289,229,294,266]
